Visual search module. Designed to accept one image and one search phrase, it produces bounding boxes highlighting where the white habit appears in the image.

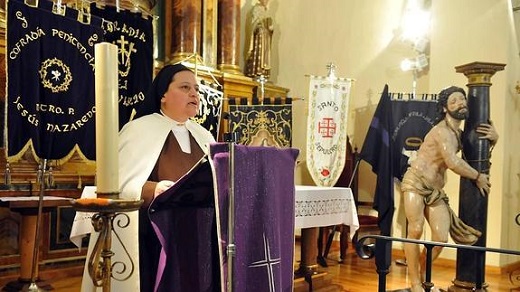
[74,113,215,291]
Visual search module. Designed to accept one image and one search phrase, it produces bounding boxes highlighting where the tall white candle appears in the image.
[94,42,119,194]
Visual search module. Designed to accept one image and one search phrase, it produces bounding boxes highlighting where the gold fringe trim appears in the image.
[6,139,95,166]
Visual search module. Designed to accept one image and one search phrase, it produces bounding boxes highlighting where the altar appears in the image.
[295,185,359,230]
[294,185,359,273]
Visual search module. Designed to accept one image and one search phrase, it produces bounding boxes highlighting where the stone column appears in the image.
[165,0,202,63]
[202,0,218,68]
[217,0,241,74]
[152,0,166,66]
[449,62,505,292]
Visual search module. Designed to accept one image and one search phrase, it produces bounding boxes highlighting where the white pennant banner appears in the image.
[306,76,352,187]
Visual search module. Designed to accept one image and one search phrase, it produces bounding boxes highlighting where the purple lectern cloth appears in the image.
[144,159,221,292]
[209,143,299,292]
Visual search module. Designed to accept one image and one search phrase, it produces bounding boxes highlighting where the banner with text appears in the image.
[7,0,104,162]
[90,5,153,128]
[390,96,437,179]
[306,76,352,186]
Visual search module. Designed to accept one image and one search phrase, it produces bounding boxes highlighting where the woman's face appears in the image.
[161,70,200,122]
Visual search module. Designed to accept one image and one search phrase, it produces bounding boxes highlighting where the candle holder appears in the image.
[72,193,142,292]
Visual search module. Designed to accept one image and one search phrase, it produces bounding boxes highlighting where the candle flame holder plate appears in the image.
[72,197,142,213]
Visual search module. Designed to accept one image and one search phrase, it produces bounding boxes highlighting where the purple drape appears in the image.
[210,143,299,292]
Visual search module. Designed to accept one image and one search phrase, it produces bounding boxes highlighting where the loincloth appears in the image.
[401,167,481,245]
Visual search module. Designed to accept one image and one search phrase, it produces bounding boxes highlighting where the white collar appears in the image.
[160,110,188,124]
[159,112,191,153]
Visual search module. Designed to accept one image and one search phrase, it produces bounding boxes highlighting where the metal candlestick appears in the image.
[72,193,142,292]
[22,160,49,292]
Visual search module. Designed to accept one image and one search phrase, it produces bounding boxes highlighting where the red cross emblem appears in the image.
[317,118,336,138]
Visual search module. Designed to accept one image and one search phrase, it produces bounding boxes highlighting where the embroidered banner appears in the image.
[390,95,437,179]
[6,0,104,162]
[228,99,292,147]
[90,4,153,128]
[192,81,223,140]
[359,85,437,234]
[306,76,352,186]
[359,85,437,273]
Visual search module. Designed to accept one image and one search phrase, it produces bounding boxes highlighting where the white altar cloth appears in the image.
[295,185,359,234]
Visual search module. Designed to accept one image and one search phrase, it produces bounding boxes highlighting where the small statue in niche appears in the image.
[244,0,273,80]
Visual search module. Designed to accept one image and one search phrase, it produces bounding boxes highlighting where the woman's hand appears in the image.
[154,180,175,198]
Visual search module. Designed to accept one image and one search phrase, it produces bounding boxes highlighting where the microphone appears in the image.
[222,112,239,143]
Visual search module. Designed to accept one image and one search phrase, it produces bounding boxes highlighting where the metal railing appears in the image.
[355,234,520,292]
